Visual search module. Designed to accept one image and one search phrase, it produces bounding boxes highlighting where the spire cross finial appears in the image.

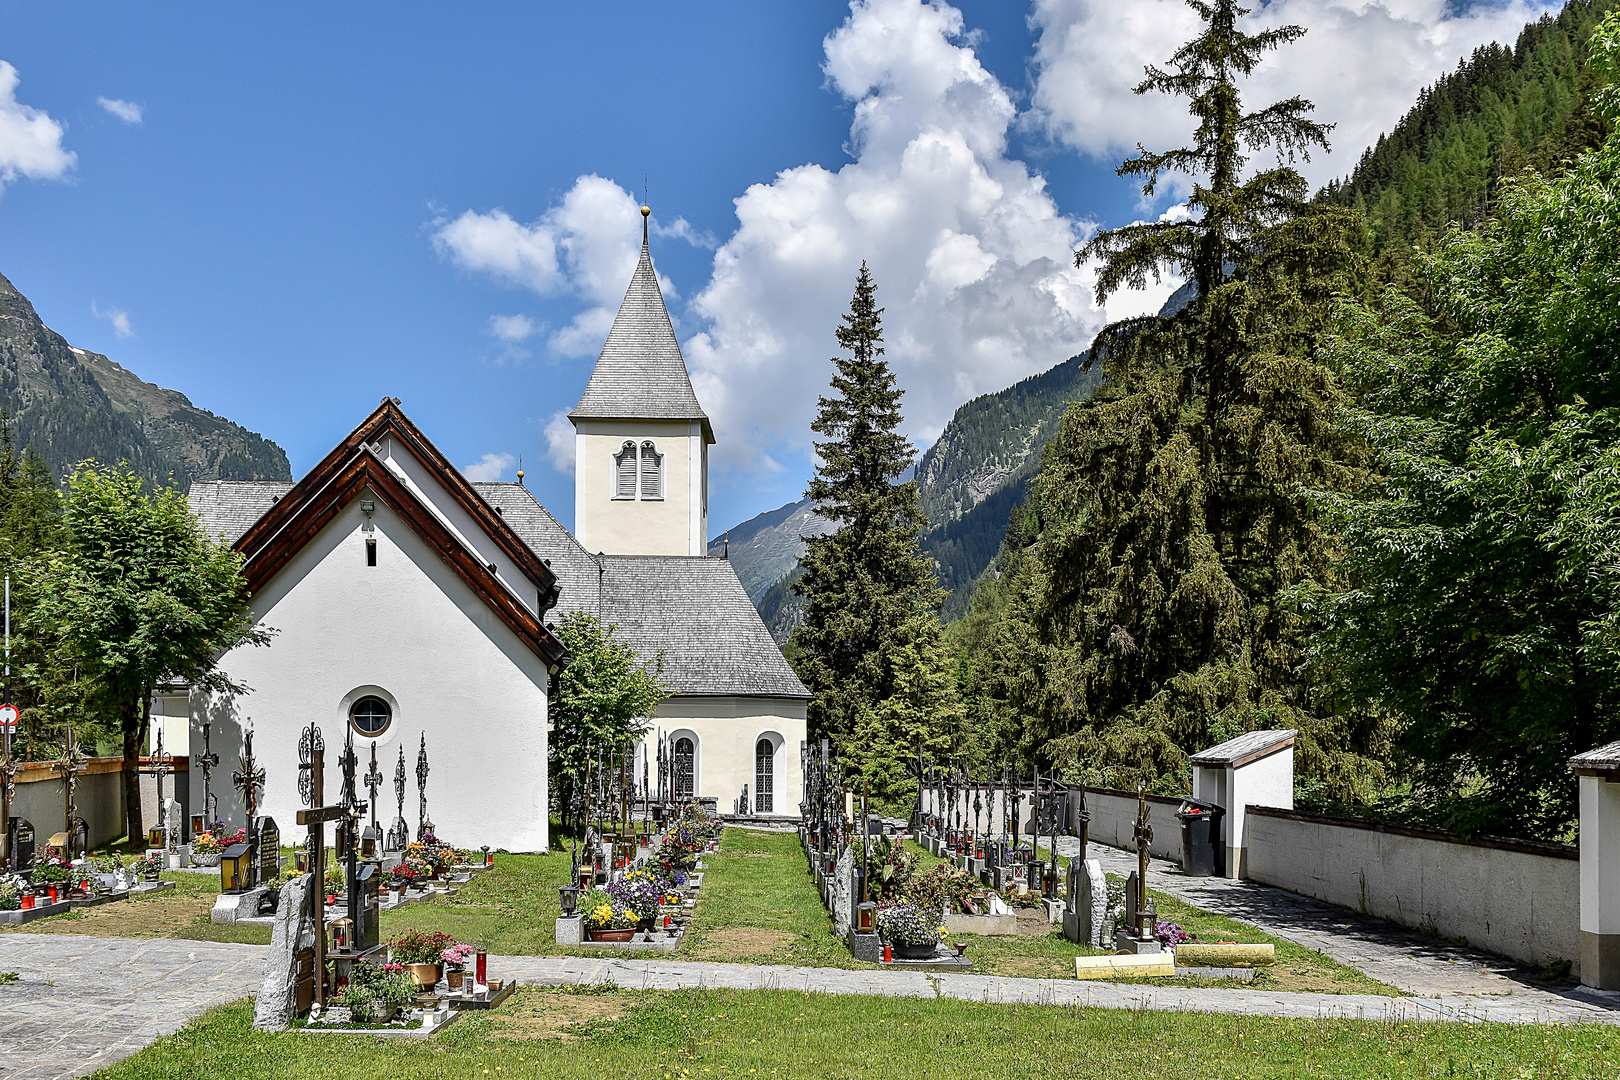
[641,201,650,245]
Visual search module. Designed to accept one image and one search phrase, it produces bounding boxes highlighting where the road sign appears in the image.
[0,704,17,731]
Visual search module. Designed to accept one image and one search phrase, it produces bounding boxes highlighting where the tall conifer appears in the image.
[793,265,956,802]
[1030,0,1379,794]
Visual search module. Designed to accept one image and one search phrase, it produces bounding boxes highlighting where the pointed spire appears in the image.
[569,208,713,442]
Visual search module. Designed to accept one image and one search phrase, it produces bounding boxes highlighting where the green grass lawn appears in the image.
[0,868,271,945]
[95,985,1620,1080]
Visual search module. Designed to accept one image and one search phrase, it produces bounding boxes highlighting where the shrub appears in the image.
[337,958,415,1022]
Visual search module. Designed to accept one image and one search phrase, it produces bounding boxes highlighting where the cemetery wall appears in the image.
[1078,788,1185,862]
[12,759,126,849]
[1244,807,1580,969]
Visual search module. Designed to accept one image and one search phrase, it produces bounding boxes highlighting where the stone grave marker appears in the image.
[253,872,314,1031]
[253,816,280,888]
[7,816,33,873]
[833,845,853,939]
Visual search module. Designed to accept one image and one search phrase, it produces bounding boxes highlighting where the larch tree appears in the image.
[792,264,958,807]
[1033,0,1381,795]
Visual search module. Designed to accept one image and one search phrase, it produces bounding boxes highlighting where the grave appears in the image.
[7,816,33,873]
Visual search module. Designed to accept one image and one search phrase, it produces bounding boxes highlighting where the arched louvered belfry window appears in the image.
[640,440,663,500]
[754,739,774,814]
[674,737,695,801]
[613,441,638,500]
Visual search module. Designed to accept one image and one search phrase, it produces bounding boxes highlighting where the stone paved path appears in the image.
[490,954,1620,1024]
[1038,836,1619,1012]
[0,935,266,1080]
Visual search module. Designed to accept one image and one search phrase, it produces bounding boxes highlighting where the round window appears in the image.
[349,695,392,736]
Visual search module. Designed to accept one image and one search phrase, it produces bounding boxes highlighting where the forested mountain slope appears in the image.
[1321,0,1614,265]
[0,269,289,489]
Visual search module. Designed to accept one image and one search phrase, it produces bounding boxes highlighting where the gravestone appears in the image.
[6,817,33,873]
[832,845,854,939]
[253,872,314,1031]
[1062,857,1108,947]
[253,817,280,888]
[1123,871,1139,931]
[164,798,183,854]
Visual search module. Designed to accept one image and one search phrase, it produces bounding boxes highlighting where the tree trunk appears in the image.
[120,692,148,848]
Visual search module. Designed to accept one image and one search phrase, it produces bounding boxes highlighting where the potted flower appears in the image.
[0,878,20,911]
[403,856,433,889]
[336,957,415,1023]
[130,853,164,881]
[876,904,946,960]
[440,942,476,989]
[580,890,638,942]
[31,858,71,900]
[607,875,663,930]
[387,929,455,988]
[190,832,224,867]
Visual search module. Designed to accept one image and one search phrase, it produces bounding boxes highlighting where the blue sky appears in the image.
[0,0,1554,536]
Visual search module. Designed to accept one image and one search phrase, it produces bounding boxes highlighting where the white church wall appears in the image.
[647,696,807,817]
[375,433,545,613]
[190,494,552,853]
[573,419,699,556]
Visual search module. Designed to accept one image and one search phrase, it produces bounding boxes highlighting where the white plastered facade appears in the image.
[190,488,553,853]
[641,697,807,818]
[574,419,707,556]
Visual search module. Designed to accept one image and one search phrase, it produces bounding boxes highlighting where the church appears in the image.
[183,208,809,852]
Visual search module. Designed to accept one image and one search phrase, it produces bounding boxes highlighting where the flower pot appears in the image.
[191,852,221,867]
[403,963,443,989]
[586,928,636,942]
[447,970,464,990]
[891,940,938,960]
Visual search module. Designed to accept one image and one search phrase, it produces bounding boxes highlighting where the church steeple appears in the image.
[569,207,712,557]
[568,206,713,443]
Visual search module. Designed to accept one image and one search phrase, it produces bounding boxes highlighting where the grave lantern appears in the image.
[558,884,579,916]
[148,826,164,849]
[360,824,378,861]
[191,814,205,838]
[220,842,251,893]
[856,901,876,934]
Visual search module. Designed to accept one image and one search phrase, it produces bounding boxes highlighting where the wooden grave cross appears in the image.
[54,723,87,859]
[294,722,348,1009]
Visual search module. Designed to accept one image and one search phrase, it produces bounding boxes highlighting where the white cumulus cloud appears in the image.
[91,302,133,339]
[488,313,538,342]
[96,96,143,124]
[461,452,516,482]
[543,410,576,475]
[0,61,75,192]
[435,175,683,359]
[685,0,1104,469]
[1028,0,1557,191]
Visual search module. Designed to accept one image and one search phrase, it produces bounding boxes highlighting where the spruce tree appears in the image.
[1030,0,1380,794]
[792,264,957,804]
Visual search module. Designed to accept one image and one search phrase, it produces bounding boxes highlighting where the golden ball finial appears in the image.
[641,205,651,217]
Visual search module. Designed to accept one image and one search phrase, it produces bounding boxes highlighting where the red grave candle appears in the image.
[475,949,487,986]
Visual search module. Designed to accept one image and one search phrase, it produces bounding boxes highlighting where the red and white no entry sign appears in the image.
[0,703,19,730]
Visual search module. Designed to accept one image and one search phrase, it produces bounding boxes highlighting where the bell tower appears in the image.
[570,206,713,556]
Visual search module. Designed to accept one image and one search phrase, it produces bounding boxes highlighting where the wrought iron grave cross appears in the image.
[194,722,221,823]
[234,730,265,823]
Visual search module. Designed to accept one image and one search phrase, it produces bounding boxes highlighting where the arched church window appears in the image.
[349,695,392,737]
[640,440,663,500]
[754,739,774,814]
[613,441,638,500]
[674,737,695,801]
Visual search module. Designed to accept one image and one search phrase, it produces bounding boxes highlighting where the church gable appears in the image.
[199,400,567,669]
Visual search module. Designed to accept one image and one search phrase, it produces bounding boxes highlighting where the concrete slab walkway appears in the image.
[491,954,1620,1026]
[0,935,266,1080]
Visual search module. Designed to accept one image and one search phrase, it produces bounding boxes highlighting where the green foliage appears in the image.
[1304,11,1620,840]
[1321,0,1616,279]
[1003,0,1385,796]
[791,265,960,798]
[25,462,266,837]
[548,612,667,822]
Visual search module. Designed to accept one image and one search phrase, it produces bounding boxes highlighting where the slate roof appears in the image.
[598,555,810,699]
[569,229,713,442]
[474,484,809,700]
[189,481,295,543]
[1188,729,1297,768]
